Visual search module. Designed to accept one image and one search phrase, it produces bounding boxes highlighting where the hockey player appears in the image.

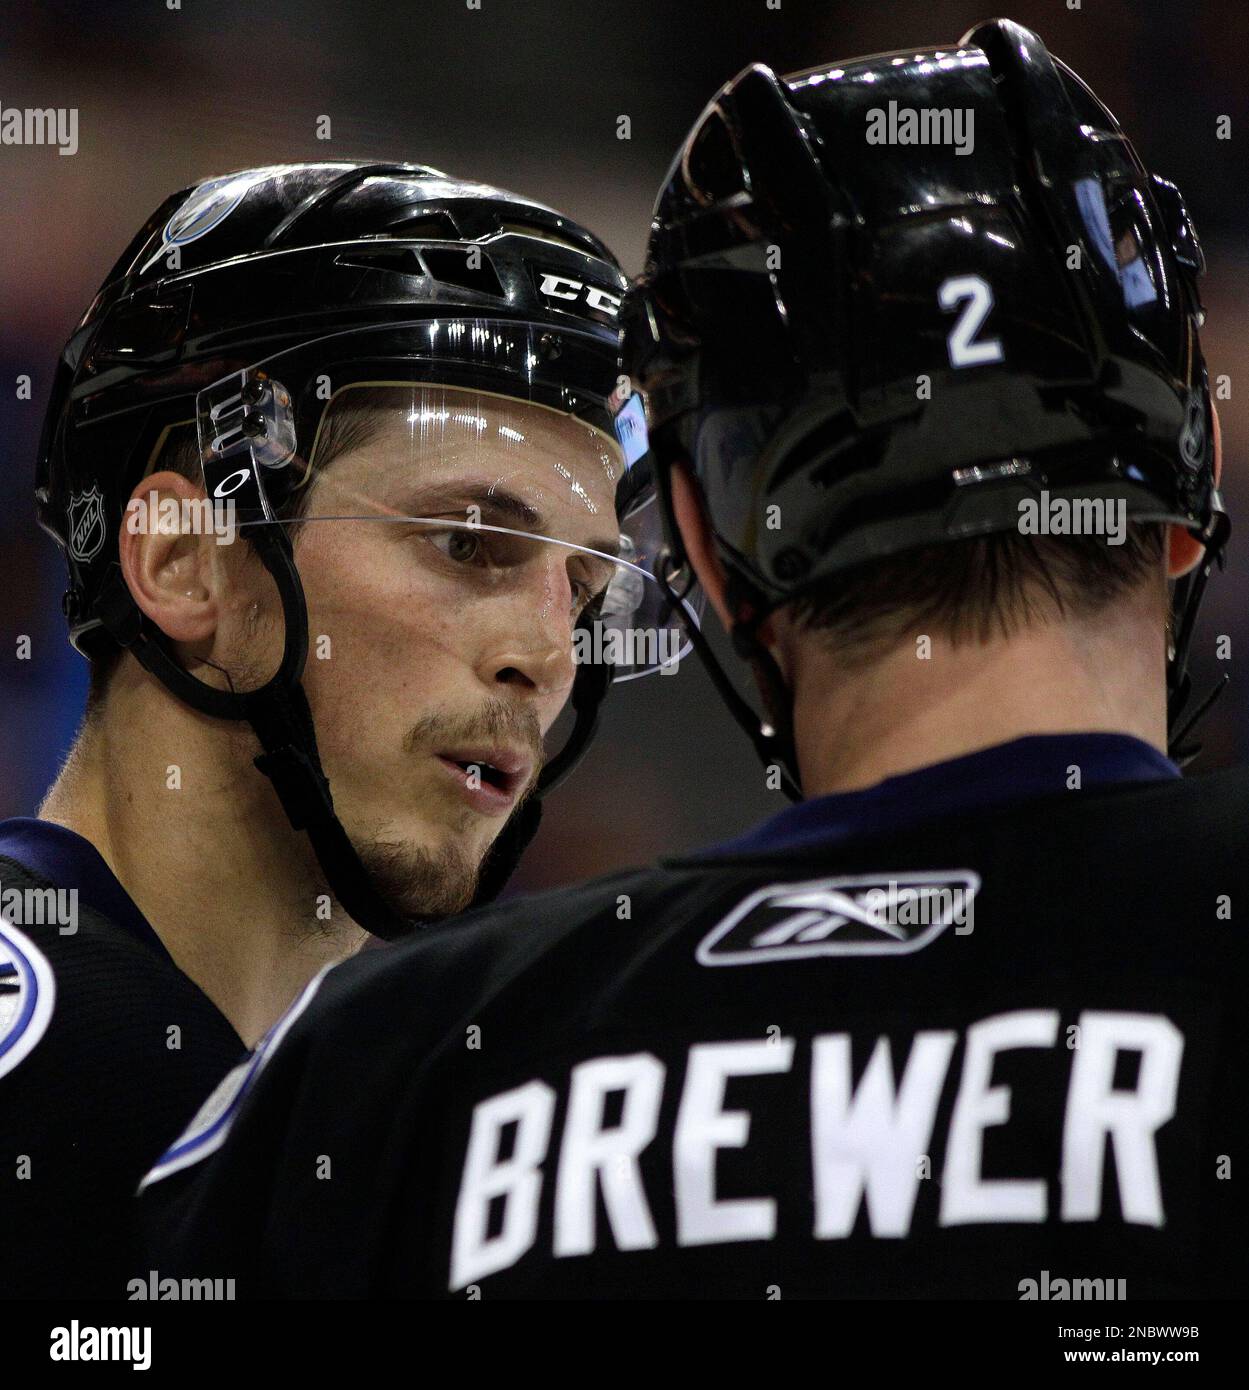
[2,161,679,1296]
[140,23,1244,1298]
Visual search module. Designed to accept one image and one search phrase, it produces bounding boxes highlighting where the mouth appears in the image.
[433,747,534,815]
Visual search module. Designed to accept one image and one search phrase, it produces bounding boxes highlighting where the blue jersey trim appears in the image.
[0,817,170,963]
[139,961,334,1189]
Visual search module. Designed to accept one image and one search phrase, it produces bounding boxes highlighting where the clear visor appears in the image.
[194,319,698,680]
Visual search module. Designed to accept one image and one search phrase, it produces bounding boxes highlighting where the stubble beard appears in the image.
[354,827,482,922]
[301,697,543,930]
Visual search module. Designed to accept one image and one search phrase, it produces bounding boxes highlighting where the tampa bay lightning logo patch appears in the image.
[164,168,271,247]
[0,917,56,1081]
[141,165,291,274]
[696,870,980,966]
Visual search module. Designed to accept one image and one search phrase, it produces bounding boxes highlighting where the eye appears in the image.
[427,528,483,564]
[569,562,614,617]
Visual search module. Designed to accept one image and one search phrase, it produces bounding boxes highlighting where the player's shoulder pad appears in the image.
[139,961,333,1189]
[0,915,56,1082]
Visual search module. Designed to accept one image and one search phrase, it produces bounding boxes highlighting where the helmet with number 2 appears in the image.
[622,18,1225,787]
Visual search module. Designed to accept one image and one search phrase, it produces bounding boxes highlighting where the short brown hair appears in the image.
[787,524,1168,667]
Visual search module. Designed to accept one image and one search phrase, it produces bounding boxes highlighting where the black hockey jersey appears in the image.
[0,819,245,1298]
[139,735,1248,1298]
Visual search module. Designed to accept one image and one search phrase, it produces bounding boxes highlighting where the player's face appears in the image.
[288,393,621,916]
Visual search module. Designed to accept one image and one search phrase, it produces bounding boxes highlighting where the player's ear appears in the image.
[1168,403,1223,578]
[118,471,221,646]
[669,462,733,629]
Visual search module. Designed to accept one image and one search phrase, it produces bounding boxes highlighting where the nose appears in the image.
[475,554,579,704]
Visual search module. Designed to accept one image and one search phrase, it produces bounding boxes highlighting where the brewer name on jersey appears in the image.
[451,1008,1181,1289]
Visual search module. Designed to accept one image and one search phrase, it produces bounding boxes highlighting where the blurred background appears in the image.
[1,0,1245,892]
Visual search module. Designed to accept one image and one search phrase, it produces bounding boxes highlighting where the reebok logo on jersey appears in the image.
[696,871,979,966]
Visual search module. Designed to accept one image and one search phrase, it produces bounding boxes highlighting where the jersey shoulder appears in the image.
[1,852,242,1084]
[0,854,245,1296]
[225,764,1249,1091]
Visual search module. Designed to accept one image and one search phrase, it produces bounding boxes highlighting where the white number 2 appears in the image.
[939,275,1003,368]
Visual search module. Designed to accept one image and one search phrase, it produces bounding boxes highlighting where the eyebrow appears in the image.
[465,485,541,528]
[414,483,621,559]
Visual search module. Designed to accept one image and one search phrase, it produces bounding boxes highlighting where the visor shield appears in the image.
[195,319,698,680]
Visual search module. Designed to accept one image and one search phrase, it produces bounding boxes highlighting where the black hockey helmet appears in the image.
[38,162,689,936]
[622,18,1227,788]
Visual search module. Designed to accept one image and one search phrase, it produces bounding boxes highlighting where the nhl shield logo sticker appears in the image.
[66,485,106,563]
[0,917,56,1080]
[696,870,980,966]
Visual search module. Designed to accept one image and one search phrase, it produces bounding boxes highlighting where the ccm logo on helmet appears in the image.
[537,272,622,318]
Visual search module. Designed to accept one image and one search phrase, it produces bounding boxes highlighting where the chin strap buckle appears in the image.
[252,744,334,833]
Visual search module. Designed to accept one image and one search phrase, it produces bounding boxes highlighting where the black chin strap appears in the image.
[465,658,609,916]
[468,630,612,905]
[96,526,414,940]
[656,560,802,800]
[94,527,615,939]
[1166,498,1231,765]
[539,650,611,792]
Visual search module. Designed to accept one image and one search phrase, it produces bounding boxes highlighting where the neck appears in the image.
[39,675,367,1047]
[786,605,1168,799]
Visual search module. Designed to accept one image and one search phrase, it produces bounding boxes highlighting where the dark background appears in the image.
[1,0,1246,891]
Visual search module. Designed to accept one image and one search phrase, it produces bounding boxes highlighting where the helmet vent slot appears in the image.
[387,212,460,240]
[499,221,600,256]
[334,247,424,274]
[420,247,505,299]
